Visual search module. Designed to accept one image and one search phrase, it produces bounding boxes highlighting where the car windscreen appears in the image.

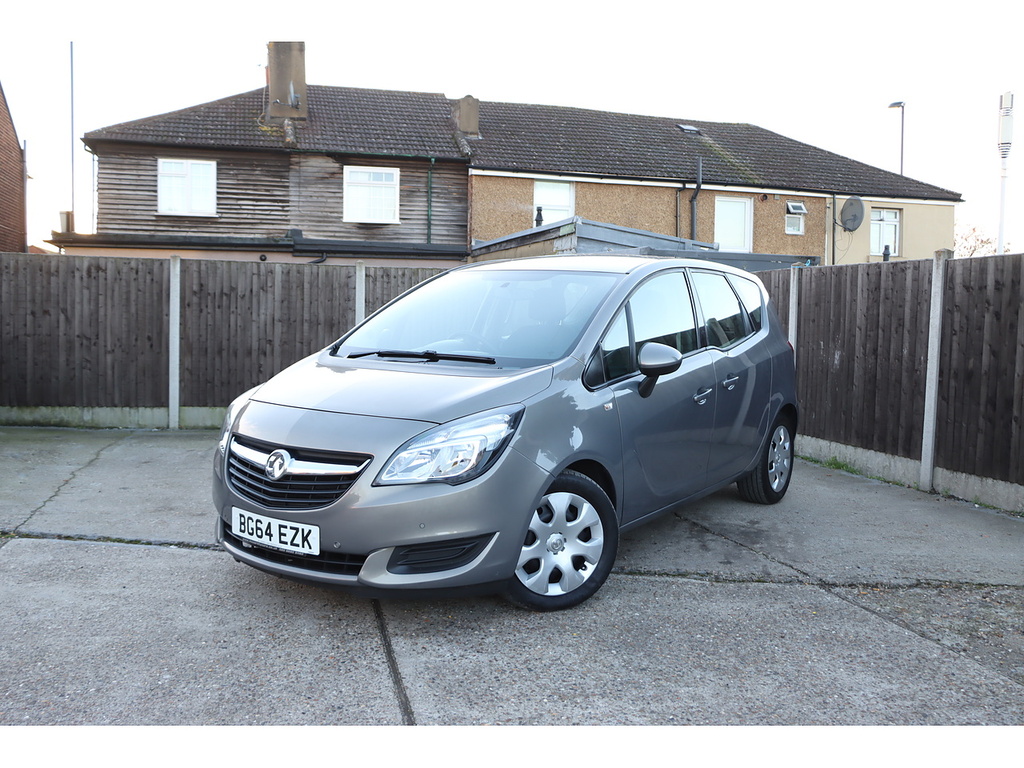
[335,268,621,368]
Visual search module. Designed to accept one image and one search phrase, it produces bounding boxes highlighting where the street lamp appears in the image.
[998,92,1013,254]
[889,101,905,175]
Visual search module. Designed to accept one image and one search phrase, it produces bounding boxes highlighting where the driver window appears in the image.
[629,272,698,355]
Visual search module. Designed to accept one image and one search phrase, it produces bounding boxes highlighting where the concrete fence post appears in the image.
[919,248,952,490]
[168,254,181,430]
[788,266,800,363]
[355,260,366,325]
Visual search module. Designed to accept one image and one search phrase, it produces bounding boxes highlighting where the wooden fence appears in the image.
[759,252,1024,489]
[0,254,442,417]
[2,251,1022,494]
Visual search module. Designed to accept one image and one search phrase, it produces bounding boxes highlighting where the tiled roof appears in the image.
[85,86,467,160]
[84,85,961,202]
[469,100,961,201]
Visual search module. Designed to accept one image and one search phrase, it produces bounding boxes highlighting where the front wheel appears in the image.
[504,470,618,611]
[737,416,795,504]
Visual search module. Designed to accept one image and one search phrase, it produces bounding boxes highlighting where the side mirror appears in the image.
[637,342,683,398]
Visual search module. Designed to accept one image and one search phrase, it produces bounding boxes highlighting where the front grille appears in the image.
[222,524,366,576]
[227,435,371,511]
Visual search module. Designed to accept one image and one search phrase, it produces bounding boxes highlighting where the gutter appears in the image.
[47,230,467,260]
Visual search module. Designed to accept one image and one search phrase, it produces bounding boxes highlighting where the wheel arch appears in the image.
[562,459,617,516]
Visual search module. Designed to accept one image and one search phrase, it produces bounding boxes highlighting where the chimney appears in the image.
[267,42,308,123]
[454,95,480,136]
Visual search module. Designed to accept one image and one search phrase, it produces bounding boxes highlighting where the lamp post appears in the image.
[889,101,905,175]
[998,92,1013,254]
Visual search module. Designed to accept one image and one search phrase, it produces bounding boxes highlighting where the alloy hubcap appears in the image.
[767,425,792,492]
[515,491,604,596]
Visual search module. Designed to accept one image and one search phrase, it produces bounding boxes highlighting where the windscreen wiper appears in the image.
[346,349,497,365]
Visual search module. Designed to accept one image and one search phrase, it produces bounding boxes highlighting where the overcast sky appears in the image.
[3,0,1020,251]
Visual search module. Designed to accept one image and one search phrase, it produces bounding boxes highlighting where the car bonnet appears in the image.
[250,349,555,425]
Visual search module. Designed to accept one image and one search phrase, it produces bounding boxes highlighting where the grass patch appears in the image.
[821,456,859,474]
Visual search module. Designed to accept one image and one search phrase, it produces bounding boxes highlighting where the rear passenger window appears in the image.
[691,271,749,347]
[729,275,764,331]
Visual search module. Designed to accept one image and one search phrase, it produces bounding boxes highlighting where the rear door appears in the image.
[690,270,774,484]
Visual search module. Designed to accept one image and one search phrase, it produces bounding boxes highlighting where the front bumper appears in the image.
[212,405,551,594]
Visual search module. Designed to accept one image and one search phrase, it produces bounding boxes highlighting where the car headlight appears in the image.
[218,386,260,455]
[376,406,524,486]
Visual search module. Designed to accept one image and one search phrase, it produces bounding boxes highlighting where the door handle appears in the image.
[721,375,740,391]
[693,387,713,405]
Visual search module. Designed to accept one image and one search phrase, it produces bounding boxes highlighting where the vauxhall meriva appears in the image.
[213,255,797,610]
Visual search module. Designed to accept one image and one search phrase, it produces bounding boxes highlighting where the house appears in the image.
[0,80,27,254]
[51,42,961,266]
[54,43,470,268]
[460,96,961,265]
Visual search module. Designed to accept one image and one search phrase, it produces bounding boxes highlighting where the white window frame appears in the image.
[714,196,753,252]
[785,201,807,236]
[870,208,901,257]
[343,166,401,224]
[533,180,574,226]
[785,215,805,235]
[157,158,217,216]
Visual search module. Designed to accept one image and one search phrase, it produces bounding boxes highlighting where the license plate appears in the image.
[232,508,320,556]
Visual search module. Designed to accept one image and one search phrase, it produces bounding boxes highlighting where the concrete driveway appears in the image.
[1,427,1022,725]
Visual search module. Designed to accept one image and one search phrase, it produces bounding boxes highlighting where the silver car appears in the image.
[213,255,797,610]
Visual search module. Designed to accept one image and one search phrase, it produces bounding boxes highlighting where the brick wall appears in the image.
[0,82,26,253]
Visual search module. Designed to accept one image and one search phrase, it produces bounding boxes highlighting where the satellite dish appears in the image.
[840,196,865,232]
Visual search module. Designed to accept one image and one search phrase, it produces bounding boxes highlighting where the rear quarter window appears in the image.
[728,274,765,331]
[691,271,750,348]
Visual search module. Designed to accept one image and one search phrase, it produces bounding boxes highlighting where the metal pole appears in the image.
[998,92,1013,254]
[70,42,75,214]
[889,102,905,175]
[899,107,905,175]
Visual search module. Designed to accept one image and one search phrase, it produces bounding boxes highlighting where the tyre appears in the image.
[504,470,618,611]
[737,415,795,504]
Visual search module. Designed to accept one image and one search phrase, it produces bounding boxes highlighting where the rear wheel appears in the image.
[737,416,794,504]
[504,471,618,611]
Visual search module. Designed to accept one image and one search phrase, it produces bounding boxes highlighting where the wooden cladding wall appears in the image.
[95,148,291,236]
[93,149,468,246]
[290,155,468,245]
[1,253,168,407]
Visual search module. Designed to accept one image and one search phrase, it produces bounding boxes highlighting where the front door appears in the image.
[598,271,719,522]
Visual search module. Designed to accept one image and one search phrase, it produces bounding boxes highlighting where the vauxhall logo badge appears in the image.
[265,449,292,481]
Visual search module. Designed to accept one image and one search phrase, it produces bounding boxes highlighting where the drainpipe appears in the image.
[831,192,837,266]
[689,157,703,240]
